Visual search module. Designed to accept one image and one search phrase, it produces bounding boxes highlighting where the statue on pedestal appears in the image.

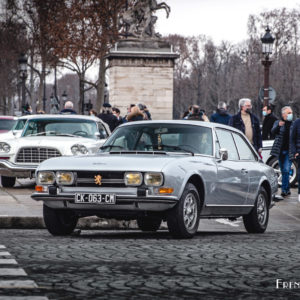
[120,0,171,39]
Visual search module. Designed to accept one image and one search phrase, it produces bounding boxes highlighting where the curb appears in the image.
[0,216,138,230]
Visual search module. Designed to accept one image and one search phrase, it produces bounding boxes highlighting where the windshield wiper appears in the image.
[100,145,124,150]
[143,144,194,156]
[26,131,56,137]
[55,133,78,137]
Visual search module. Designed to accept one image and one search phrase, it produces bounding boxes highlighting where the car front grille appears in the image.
[16,147,61,163]
[76,171,126,187]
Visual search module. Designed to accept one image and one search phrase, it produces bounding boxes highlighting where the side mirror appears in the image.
[219,148,228,161]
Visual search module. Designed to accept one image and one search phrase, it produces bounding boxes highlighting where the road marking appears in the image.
[0,280,37,288]
[0,297,48,300]
[0,268,27,276]
[215,218,241,227]
[0,252,10,256]
[0,259,17,265]
[0,246,5,249]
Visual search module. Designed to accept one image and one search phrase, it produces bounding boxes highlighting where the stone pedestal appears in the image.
[106,39,179,120]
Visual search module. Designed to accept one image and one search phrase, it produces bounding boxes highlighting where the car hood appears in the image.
[38,153,180,172]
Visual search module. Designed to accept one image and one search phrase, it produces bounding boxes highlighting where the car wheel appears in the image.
[167,183,200,239]
[43,204,78,236]
[1,176,16,188]
[137,217,162,232]
[268,157,297,187]
[243,187,269,233]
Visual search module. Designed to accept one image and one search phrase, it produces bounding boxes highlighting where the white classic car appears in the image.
[0,114,110,187]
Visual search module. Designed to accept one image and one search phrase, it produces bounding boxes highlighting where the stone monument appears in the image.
[106,0,178,120]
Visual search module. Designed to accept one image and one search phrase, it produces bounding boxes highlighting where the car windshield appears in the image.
[100,123,213,155]
[0,119,17,131]
[12,119,27,131]
[22,118,99,139]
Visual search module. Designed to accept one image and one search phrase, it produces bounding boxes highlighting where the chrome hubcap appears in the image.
[183,193,198,230]
[257,194,267,226]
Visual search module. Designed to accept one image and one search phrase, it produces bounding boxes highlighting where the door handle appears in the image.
[241,168,248,174]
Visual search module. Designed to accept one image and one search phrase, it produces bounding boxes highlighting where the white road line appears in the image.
[0,280,38,288]
[0,268,27,276]
[0,259,17,265]
[0,252,10,256]
[0,246,5,249]
[0,297,48,300]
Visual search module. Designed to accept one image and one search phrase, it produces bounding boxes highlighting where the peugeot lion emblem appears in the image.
[94,175,102,186]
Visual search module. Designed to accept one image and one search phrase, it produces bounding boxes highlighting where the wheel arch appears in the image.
[187,174,205,208]
[260,180,272,207]
[266,155,276,166]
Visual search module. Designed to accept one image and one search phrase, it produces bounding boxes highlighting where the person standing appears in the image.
[262,104,277,140]
[98,103,118,132]
[187,105,204,121]
[60,101,77,114]
[229,98,262,154]
[270,106,293,197]
[210,102,231,125]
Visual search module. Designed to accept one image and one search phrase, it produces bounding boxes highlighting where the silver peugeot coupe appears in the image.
[32,121,278,238]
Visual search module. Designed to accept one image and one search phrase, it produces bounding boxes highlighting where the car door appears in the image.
[232,132,259,205]
[214,128,249,206]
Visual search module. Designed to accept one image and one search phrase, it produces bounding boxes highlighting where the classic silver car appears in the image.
[32,120,278,239]
[0,115,110,187]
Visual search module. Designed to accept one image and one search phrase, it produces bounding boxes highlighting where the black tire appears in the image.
[43,204,78,236]
[243,187,269,233]
[1,176,16,188]
[167,183,200,239]
[268,156,297,187]
[137,217,162,232]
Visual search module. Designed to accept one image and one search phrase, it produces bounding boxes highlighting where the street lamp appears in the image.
[18,53,28,112]
[261,26,275,107]
[62,91,67,107]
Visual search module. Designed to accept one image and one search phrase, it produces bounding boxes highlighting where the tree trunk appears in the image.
[95,57,106,114]
[79,72,85,114]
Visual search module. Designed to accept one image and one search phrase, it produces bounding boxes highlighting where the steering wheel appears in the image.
[73,131,88,136]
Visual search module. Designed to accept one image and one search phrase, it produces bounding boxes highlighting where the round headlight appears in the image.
[71,144,88,155]
[124,172,143,186]
[56,172,74,185]
[37,171,55,185]
[144,173,163,186]
[0,142,11,153]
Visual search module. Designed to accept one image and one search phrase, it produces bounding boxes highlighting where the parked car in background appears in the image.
[261,140,297,187]
[0,116,17,133]
[32,121,277,239]
[0,114,110,188]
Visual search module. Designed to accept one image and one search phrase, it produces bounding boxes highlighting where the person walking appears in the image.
[210,102,231,125]
[270,106,294,197]
[229,98,262,154]
[262,104,277,140]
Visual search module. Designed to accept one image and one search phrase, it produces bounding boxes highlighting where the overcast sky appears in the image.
[156,0,300,44]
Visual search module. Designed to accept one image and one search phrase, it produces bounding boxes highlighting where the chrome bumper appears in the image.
[0,160,37,177]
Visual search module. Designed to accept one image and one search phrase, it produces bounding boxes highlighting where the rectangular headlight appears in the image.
[124,172,143,186]
[37,171,55,185]
[56,172,75,185]
[144,173,163,186]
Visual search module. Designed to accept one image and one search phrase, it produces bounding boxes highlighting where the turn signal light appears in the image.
[35,185,43,192]
[159,187,174,194]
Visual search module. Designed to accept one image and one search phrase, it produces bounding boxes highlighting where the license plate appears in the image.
[74,193,116,204]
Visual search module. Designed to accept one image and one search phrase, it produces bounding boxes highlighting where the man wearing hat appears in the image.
[98,103,119,132]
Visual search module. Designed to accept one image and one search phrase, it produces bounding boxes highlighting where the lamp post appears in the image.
[18,53,28,112]
[261,26,275,107]
[61,91,67,107]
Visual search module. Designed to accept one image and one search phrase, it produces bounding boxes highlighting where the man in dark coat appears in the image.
[210,102,231,125]
[262,104,277,140]
[271,106,293,197]
[228,98,262,154]
[98,103,118,132]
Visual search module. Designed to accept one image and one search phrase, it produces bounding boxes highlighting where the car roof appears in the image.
[17,114,101,121]
[118,120,241,134]
[0,116,17,120]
